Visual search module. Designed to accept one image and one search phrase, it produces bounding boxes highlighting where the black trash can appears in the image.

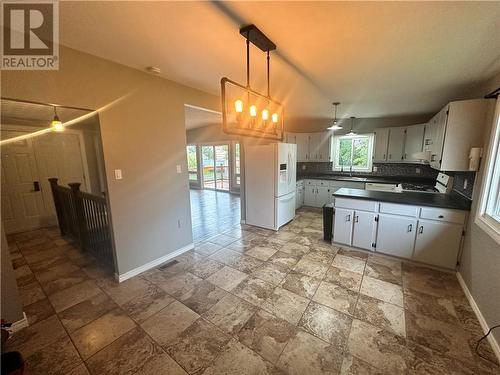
[323,203,334,242]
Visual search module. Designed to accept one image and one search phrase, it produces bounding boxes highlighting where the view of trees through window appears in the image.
[336,135,371,170]
[187,145,198,180]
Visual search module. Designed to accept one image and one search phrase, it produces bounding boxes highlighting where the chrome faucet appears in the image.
[349,165,353,177]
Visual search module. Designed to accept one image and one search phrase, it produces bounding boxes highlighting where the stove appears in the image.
[402,183,439,193]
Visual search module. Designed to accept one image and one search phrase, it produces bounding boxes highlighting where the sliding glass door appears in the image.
[201,144,229,191]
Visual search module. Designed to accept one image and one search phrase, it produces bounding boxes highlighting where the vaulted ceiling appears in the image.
[59,1,500,125]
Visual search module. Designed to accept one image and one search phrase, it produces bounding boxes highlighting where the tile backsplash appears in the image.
[297,161,476,200]
[297,162,439,179]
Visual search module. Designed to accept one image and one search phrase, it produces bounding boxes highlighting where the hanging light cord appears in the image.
[475,324,500,366]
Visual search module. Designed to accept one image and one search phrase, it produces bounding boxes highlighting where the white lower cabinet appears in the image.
[304,184,331,208]
[376,214,417,258]
[333,208,354,245]
[413,219,463,269]
[316,186,330,207]
[352,211,377,250]
[332,199,466,269]
[304,186,317,207]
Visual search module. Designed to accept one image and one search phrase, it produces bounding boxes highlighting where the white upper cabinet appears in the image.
[373,128,390,162]
[387,127,406,162]
[287,132,332,162]
[403,124,426,162]
[430,99,494,171]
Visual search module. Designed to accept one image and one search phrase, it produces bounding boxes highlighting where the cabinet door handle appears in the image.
[346,215,351,222]
[438,215,444,218]
[354,215,359,223]
[407,224,412,232]
[418,226,424,234]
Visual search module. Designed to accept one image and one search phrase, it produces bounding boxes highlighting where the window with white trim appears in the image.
[332,134,374,172]
[477,101,500,244]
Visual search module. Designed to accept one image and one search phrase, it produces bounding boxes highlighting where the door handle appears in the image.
[32,181,40,192]
[407,224,412,232]
[418,226,424,234]
[346,214,351,222]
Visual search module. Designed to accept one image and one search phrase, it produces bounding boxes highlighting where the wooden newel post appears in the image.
[69,183,86,251]
[48,178,66,235]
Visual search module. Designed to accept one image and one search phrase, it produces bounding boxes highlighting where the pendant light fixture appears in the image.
[51,106,64,132]
[346,116,357,136]
[221,24,284,140]
[327,102,342,130]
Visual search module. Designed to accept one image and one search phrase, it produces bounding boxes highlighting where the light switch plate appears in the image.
[176,165,182,173]
[114,169,122,180]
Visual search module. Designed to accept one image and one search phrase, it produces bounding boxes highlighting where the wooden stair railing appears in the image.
[49,178,114,266]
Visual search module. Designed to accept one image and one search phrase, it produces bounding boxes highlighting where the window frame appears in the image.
[476,99,500,245]
[332,133,374,172]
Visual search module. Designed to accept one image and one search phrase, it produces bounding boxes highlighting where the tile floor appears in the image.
[5,208,499,374]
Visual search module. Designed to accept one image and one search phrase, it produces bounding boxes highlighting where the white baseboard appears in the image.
[9,312,28,333]
[456,271,500,362]
[115,243,194,283]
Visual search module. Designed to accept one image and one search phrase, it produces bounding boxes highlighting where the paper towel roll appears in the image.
[469,147,482,171]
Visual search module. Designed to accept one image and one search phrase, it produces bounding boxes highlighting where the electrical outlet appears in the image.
[373,166,378,172]
[464,179,468,190]
[176,165,182,173]
[114,169,122,180]
[416,168,421,174]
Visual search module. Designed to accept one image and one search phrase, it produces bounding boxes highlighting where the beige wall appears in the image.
[1,226,24,323]
[458,71,500,345]
[2,46,219,275]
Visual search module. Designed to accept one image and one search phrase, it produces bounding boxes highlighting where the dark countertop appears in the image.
[297,174,435,185]
[333,188,471,211]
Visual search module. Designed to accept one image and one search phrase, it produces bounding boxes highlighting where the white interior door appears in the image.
[34,132,88,216]
[1,132,45,234]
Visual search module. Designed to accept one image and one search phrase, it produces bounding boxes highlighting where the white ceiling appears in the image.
[1,99,90,125]
[58,1,500,123]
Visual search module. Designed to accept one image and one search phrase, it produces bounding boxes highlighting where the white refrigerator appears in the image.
[244,142,297,230]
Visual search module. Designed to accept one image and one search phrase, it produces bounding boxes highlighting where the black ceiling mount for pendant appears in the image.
[239,25,276,52]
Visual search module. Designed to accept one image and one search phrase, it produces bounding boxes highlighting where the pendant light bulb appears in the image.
[249,105,257,117]
[271,113,279,123]
[262,109,269,121]
[347,116,357,136]
[235,99,244,113]
[51,106,64,132]
[327,102,342,130]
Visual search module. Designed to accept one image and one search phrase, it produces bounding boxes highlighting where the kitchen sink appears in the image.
[333,176,368,182]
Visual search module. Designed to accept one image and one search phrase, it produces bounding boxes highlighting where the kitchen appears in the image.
[2,2,500,374]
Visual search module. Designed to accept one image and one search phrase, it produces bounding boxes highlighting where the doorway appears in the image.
[1,98,108,234]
